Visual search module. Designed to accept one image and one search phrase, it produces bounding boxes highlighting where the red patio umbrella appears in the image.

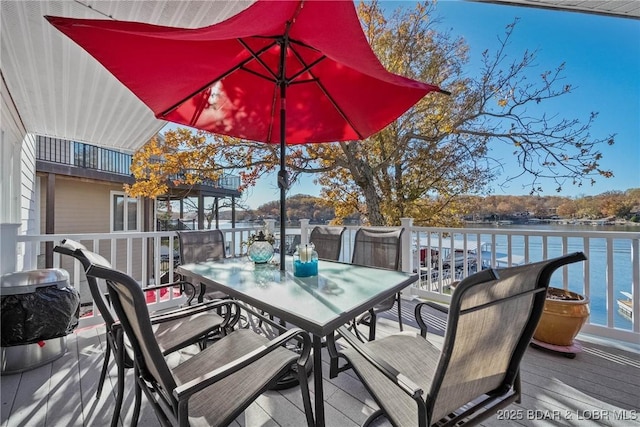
[47,0,448,269]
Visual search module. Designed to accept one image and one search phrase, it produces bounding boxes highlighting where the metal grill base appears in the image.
[1,337,67,375]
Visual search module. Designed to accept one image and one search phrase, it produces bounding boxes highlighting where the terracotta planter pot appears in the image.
[533,287,590,346]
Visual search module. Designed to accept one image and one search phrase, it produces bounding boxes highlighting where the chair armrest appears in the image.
[111,319,122,331]
[109,320,135,367]
[336,325,423,400]
[142,280,195,293]
[421,301,449,314]
[238,303,297,336]
[173,327,311,401]
[142,280,198,305]
[415,301,449,338]
[150,299,237,319]
[150,299,240,329]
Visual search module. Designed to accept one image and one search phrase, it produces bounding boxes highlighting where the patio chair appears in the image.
[286,234,302,255]
[351,227,404,341]
[53,239,237,427]
[334,252,587,427]
[310,226,346,261]
[84,256,315,427]
[177,230,228,302]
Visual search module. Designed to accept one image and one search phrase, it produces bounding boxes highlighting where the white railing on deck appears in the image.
[15,227,261,328]
[299,220,639,344]
[11,221,639,344]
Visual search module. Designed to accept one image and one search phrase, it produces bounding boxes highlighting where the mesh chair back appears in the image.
[286,234,301,255]
[310,226,346,261]
[85,260,178,406]
[428,252,587,422]
[352,228,403,270]
[54,240,117,327]
[177,230,226,264]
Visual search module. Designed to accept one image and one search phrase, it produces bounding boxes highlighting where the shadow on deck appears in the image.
[2,302,639,427]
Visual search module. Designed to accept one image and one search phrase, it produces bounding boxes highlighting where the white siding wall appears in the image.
[1,74,24,225]
[19,135,37,270]
[1,72,35,273]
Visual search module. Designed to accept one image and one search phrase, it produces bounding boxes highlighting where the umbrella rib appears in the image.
[188,87,211,127]
[239,37,325,85]
[238,38,280,82]
[289,79,318,85]
[158,40,278,118]
[286,55,326,83]
[289,44,366,140]
[236,38,283,143]
[267,83,278,143]
[313,77,365,140]
[239,66,277,83]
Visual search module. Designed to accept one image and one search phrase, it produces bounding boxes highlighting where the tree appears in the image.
[556,199,578,218]
[180,196,238,229]
[495,201,513,220]
[574,196,600,219]
[597,191,633,218]
[126,1,613,227]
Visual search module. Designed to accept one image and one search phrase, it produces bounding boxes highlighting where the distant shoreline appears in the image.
[465,219,640,227]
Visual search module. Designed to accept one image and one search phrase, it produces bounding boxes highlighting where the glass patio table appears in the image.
[176,256,418,427]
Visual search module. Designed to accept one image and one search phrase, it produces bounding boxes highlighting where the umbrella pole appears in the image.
[278,35,288,271]
[278,124,286,271]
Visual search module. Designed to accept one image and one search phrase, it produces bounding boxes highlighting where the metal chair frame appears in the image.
[53,239,236,427]
[334,252,587,427]
[351,227,405,341]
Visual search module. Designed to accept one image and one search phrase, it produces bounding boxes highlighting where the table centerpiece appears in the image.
[244,229,275,264]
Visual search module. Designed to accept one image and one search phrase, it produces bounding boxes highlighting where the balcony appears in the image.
[2,223,639,425]
[35,135,241,191]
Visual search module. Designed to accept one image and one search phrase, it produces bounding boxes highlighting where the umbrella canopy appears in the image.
[47,0,446,269]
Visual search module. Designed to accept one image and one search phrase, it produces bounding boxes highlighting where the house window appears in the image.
[111,192,140,232]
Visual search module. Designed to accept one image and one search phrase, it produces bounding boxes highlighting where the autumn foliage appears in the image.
[127,1,614,228]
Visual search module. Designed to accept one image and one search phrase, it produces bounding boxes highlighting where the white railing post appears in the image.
[632,237,639,334]
[400,218,413,274]
[264,219,276,235]
[0,223,20,275]
[300,219,310,245]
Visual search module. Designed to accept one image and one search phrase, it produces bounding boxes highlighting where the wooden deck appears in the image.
[2,306,639,427]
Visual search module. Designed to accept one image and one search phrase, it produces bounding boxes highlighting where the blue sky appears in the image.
[179,1,640,209]
[432,0,640,197]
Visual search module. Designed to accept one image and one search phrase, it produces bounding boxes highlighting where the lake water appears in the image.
[471,223,637,331]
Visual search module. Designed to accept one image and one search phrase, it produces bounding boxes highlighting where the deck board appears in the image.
[47,333,82,427]
[521,343,640,410]
[2,314,639,427]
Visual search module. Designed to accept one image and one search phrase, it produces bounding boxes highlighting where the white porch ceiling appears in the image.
[1,1,255,152]
[479,0,640,19]
[1,0,637,153]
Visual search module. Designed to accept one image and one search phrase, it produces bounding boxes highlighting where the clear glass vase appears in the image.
[248,240,274,264]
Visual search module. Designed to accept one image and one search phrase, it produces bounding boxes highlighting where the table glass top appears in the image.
[177,257,417,335]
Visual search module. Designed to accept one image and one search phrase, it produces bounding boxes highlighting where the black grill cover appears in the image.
[1,285,80,346]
